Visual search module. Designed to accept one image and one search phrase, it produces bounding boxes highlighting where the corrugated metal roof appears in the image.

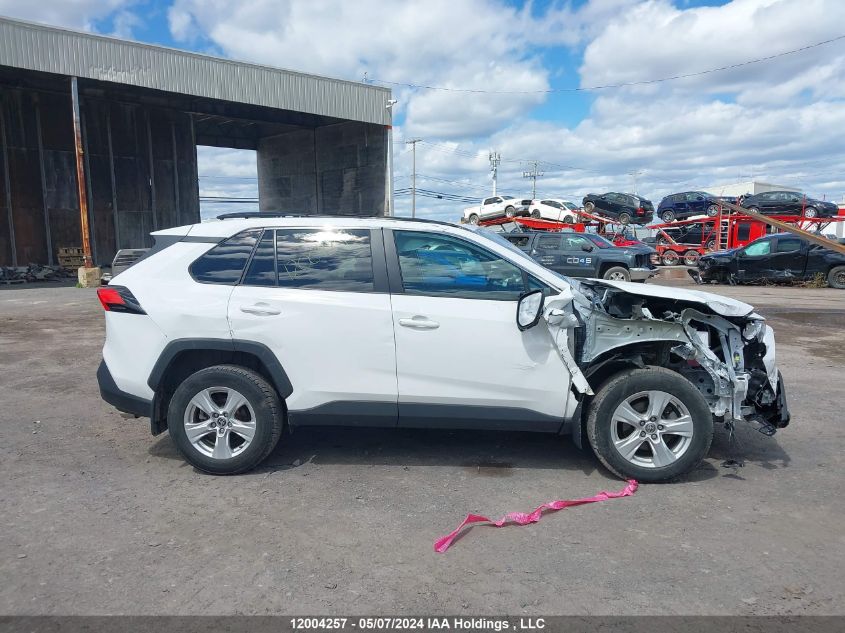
[0,16,392,126]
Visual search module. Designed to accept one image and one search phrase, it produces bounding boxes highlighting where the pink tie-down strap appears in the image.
[434,479,638,553]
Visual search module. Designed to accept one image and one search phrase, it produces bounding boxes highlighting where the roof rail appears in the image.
[214,211,461,229]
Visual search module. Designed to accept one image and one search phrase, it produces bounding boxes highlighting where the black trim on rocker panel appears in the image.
[147,338,294,399]
[288,401,398,427]
[398,403,564,433]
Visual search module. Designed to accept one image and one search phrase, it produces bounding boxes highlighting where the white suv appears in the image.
[97,214,789,481]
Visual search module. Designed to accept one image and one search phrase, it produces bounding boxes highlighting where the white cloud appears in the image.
[580,0,845,103]
[166,0,633,139]
[0,0,134,30]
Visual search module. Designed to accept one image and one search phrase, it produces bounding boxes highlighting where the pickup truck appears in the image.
[462,195,528,224]
[500,230,657,282]
[695,233,845,288]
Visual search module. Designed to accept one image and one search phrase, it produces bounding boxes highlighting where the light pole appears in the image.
[406,138,421,217]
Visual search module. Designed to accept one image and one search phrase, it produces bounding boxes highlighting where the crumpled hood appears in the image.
[585,279,754,317]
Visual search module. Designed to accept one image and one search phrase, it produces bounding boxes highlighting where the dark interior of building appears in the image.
[0,67,388,267]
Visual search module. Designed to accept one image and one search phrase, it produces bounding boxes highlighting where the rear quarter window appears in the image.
[190,229,262,284]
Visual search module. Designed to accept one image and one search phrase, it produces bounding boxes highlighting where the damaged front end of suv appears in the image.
[554,279,790,438]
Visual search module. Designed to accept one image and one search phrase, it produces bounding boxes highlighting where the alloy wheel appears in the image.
[610,390,694,468]
[183,387,257,460]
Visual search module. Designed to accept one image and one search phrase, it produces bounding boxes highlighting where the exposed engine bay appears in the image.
[549,279,790,434]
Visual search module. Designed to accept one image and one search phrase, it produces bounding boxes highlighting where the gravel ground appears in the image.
[1,280,843,615]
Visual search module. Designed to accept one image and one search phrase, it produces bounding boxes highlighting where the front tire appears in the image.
[660,210,675,223]
[804,206,818,218]
[505,206,516,218]
[468,213,480,225]
[168,365,284,475]
[531,209,542,219]
[587,367,714,483]
[706,204,720,217]
[584,201,595,213]
[602,266,630,282]
[828,265,845,289]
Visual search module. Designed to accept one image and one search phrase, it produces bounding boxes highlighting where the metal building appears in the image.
[0,17,393,268]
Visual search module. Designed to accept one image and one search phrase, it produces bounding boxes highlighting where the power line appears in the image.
[369,33,845,94]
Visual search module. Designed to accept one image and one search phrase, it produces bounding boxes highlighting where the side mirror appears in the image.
[581,244,594,252]
[517,289,544,331]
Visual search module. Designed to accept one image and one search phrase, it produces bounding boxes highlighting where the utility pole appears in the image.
[406,138,421,218]
[522,161,543,199]
[628,169,643,195]
[489,151,501,196]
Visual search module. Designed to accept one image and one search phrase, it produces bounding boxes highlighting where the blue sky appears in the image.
[2,0,843,220]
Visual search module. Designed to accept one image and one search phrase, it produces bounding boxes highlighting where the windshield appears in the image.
[465,226,570,288]
[563,202,579,210]
[502,195,515,200]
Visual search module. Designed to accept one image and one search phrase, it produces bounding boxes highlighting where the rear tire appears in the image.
[618,212,632,225]
[828,265,845,289]
[602,266,630,282]
[587,367,714,483]
[706,204,720,217]
[168,365,284,475]
[683,250,700,266]
[661,250,680,266]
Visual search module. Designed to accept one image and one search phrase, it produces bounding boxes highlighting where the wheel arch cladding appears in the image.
[147,339,293,435]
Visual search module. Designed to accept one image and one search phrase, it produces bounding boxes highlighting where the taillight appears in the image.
[97,286,146,314]
[637,207,644,215]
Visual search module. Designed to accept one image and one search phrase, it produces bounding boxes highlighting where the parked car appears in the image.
[582,233,660,264]
[695,233,845,288]
[462,195,528,224]
[525,199,581,222]
[740,191,839,218]
[500,230,657,282]
[659,224,718,251]
[582,192,654,225]
[97,213,789,482]
[656,191,733,223]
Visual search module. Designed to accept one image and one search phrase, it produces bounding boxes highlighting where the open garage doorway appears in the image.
[197,147,258,221]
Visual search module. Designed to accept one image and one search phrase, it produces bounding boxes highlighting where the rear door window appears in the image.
[536,235,562,250]
[776,238,802,253]
[191,229,262,284]
[275,228,374,292]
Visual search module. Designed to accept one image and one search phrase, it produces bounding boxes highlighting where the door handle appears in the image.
[398,316,440,330]
[240,302,281,316]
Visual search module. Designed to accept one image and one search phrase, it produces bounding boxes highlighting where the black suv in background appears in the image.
[656,191,735,223]
[741,191,839,218]
[582,192,654,225]
[500,231,656,282]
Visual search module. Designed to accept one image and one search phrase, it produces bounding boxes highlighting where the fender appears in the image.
[147,338,294,398]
